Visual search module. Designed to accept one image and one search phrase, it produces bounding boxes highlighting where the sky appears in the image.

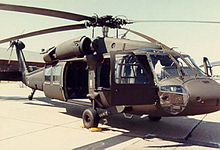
[0,0,220,72]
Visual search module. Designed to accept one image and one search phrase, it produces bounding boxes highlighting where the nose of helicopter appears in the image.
[184,78,220,114]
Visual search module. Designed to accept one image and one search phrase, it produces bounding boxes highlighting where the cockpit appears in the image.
[149,52,205,81]
[113,48,206,86]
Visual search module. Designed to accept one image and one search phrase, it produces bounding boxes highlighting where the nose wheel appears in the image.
[82,108,100,129]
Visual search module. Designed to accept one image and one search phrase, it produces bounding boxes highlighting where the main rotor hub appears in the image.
[87,15,128,28]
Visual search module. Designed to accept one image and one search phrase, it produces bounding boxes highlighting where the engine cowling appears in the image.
[43,36,93,63]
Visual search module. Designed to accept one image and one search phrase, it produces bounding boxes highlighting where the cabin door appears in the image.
[111,52,158,105]
[43,62,66,101]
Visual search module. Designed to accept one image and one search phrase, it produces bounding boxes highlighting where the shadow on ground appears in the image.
[12,96,220,149]
[0,96,27,101]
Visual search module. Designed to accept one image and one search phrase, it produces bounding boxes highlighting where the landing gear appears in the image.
[28,89,36,100]
[82,108,100,129]
[148,116,162,122]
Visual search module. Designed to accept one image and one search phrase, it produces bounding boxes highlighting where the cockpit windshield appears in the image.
[150,53,205,80]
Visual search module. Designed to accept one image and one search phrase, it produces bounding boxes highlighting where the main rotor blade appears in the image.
[0,3,94,21]
[122,27,170,49]
[0,23,86,44]
[128,20,220,24]
[210,61,220,67]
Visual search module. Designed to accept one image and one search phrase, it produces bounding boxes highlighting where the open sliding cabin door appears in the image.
[110,52,158,105]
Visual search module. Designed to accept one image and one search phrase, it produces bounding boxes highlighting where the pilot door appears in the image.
[43,62,66,101]
[111,52,158,105]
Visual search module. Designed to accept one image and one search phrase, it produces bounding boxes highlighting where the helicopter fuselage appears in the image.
[22,37,220,118]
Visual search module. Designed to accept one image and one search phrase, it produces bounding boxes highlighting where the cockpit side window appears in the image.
[150,54,177,80]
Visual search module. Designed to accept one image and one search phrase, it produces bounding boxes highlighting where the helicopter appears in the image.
[0,3,219,129]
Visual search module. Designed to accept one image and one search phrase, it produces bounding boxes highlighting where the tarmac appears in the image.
[0,82,219,150]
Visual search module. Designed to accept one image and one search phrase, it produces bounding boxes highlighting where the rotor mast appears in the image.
[102,26,109,37]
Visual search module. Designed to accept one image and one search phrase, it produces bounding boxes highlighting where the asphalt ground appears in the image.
[0,82,219,150]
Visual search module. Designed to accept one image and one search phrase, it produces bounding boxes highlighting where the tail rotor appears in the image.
[7,40,17,64]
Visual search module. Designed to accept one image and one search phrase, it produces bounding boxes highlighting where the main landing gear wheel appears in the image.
[82,108,100,129]
[28,95,33,100]
[148,116,162,122]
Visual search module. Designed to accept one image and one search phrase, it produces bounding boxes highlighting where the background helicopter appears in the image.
[0,49,43,81]
[0,3,220,129]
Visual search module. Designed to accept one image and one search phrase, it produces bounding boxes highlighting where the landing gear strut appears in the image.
[82,94,101,128]
[28,89,36,100]
[82,94,111,129]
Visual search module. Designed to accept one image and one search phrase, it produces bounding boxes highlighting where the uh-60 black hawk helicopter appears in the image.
[0,3,220,129]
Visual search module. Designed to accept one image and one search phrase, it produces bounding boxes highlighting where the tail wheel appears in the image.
[148,116,162,122]
[82,108,100,129]
[28,95,33,100]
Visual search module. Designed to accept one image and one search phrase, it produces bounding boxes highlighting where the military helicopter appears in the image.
[0,3,220,129]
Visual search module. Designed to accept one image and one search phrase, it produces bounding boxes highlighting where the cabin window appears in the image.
[115,54,148,84]
[45,66,52,82]
[52,65,62,83]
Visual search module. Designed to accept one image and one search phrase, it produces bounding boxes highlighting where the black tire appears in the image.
[28,95,32,100]
[82,108,99,129]
[148,116,161,122]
